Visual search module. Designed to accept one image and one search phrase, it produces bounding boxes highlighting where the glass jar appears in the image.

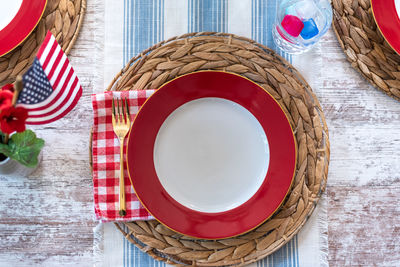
[272,0,333,54]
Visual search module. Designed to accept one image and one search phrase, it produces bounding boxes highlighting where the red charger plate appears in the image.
[126,71,297,239]
[371,0,400,54]
[0,0,47,57]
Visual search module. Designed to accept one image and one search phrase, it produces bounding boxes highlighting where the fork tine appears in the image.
[117,98,121,123]
[112,98,116,122]
[125,98,130,123]
[120,98,126,124]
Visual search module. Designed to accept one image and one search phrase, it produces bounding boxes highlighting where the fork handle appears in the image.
[119,138,126,217]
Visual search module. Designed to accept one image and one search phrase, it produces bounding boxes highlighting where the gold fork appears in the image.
[112,98,131,217]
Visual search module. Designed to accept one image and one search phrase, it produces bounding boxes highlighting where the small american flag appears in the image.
[18,31,82,125]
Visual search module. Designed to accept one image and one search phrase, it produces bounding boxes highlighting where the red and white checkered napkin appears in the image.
[91,90,155,221]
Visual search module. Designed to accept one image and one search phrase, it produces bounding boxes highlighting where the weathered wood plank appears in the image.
[0,0,99,265]
[328,186,400,266]
[320,31,400,266]
[317,31,400,189]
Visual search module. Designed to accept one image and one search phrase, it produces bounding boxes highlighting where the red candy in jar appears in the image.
[281,15,304,37]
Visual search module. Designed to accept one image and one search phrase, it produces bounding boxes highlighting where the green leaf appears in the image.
[7,130,45,168]
[0,142,12,158]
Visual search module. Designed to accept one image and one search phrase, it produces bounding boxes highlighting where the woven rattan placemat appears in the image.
[96,32,330,266]
[332,0,400,101]
[0,0,86,86]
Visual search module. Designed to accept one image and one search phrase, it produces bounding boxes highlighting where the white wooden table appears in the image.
[1,1,400,266]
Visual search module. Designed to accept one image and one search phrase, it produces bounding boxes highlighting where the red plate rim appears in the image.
[126,71,297,239]
[0,0,47,57]
[371,0,400,55]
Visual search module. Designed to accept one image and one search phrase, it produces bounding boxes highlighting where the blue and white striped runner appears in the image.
[97,1,327,266]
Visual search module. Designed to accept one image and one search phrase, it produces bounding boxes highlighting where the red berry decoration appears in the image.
[1,84,14,92]
[281,15,304,37]
[0,90,13,110]
[0,105,28,134]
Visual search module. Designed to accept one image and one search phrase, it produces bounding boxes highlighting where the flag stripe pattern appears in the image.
[19,31,82,125]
